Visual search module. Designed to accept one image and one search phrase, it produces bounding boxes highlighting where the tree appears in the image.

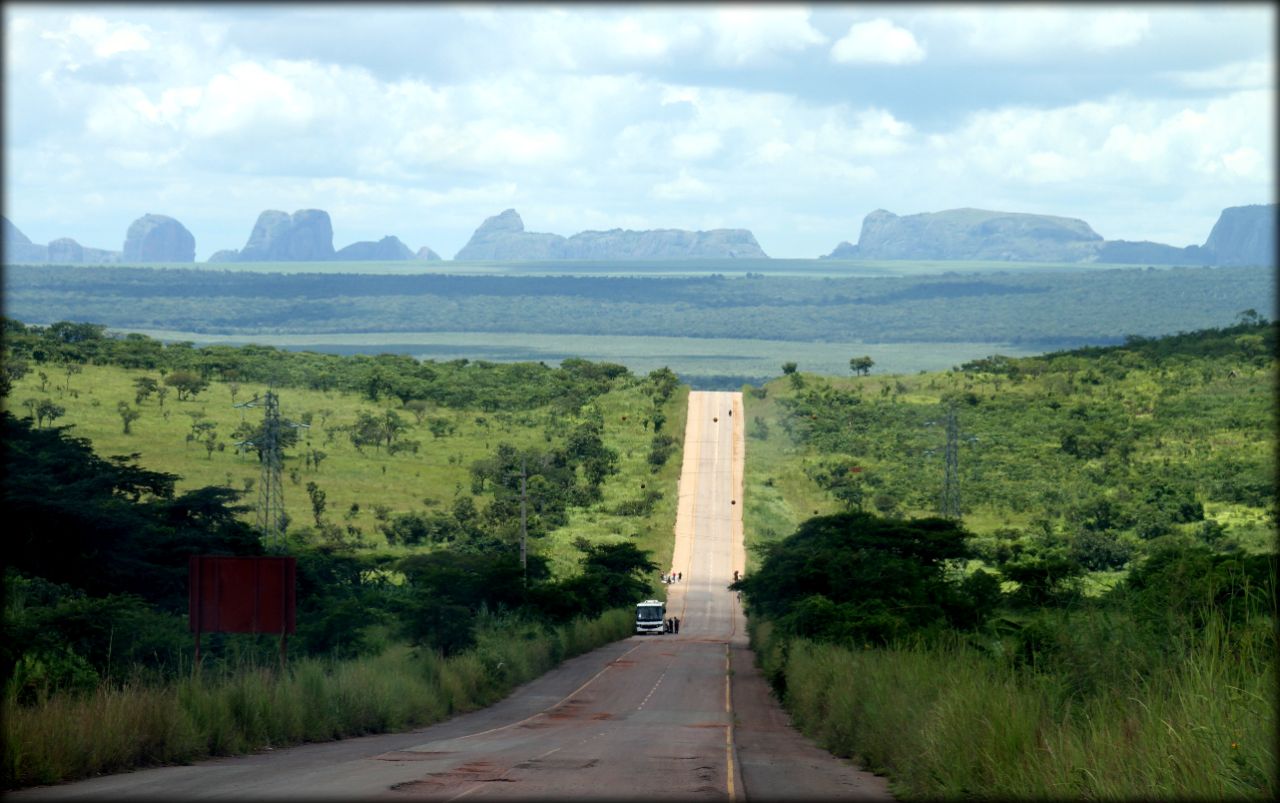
[61,361,82,393]
[1,357,30,397]
[405,399,430,425]
[306,481,327,527]
[849,356,875,376]
[164,370,209,402]
[133,376,159,405]
[117,401,141,435]
[33,399,65,429]
[781,362,798,375]
[732,512,985,644]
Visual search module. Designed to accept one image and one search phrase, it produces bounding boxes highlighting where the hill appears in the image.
[454,209,768,260]
[825,203,1277,267]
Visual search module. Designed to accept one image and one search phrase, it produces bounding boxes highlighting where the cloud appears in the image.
[831,19,925,65]
[1167,59,1272,91]
[651,170,721,201]
[706,6,826,66]
[946,8,1152,60]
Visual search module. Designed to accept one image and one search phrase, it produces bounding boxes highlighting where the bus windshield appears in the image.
[636,606,663,621]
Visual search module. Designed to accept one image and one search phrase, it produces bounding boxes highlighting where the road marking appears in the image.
[638,669,668,710]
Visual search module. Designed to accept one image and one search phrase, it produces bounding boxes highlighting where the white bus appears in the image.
[635,599,666,635]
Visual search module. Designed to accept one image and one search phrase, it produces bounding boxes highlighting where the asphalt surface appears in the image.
[11,391,890,801]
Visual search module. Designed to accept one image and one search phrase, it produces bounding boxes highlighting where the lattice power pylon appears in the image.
[235,390,305,552]
[940,403,961,520]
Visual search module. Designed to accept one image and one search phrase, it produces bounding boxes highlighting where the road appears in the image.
[12,391,890,801]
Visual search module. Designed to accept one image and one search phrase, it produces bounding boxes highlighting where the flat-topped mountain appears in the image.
[825,204,1275,267]
[454,209,768,260]
[826,208,1103,262]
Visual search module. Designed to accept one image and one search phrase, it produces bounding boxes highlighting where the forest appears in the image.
[734,315,1277,798]
[4,261,1273,347]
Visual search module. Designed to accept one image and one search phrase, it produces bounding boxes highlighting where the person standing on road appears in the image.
[673,616,680,634]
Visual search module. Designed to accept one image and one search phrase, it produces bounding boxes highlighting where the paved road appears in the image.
[12,391,889,801]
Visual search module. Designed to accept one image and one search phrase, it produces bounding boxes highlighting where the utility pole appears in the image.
[940,403,961,520]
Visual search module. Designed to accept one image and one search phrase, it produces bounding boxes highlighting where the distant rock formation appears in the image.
[207,249,240,263]
[1201,204,1276,267]
[238,209,335,261]
[415,246,443,261]
[454,209,768,260]
[334,235,414,261]
[823,204,1275,267]
[823,241,858,260]
[1094,240,1208,266]
[455,210,563,260]
[3,217,48,262]
[824,208,1103,262]
[47,238,84,264]
[123,214,196,263]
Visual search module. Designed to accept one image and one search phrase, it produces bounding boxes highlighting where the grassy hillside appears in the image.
[734,320,1277,798]
[3,343,686,579]
[742,318,1277,571]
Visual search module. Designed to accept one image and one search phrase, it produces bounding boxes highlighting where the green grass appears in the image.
[2,609,633,789]
[753,613,1277,799]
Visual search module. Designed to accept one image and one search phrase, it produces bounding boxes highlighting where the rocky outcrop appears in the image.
[207,249,240,263]
[831,208,1103,262]
[238,209,335,261]
[455,209,768,260]
[335,235,414,261]
[416,246,443,261]
[1095,240,1208,266]
[123,214,196,263]
[3,217,48,263]
[824,204,1275,267]
[821,241,859,259]
[47,238,84,263]
[562,228,767,259]
[1200,204,1276,267]
[454,210,562,260]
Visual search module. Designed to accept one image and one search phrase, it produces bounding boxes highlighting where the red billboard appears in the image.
[189,556,296,635]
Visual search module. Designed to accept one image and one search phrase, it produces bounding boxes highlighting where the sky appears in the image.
[3,3,1275,260]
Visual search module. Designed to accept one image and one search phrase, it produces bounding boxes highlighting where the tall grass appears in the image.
[2,609,632,789]
[752,609,1276,799]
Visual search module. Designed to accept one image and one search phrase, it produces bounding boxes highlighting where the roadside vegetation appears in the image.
[1,319,686,788]
[736,316,1277,798]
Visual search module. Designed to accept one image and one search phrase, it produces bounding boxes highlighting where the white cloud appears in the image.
[671,131,722,161]
[946,7,1152,60]
[831,19,925,65]
[707,6,826,66]
[651,170,721,201]
[1167,59,1273,91]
